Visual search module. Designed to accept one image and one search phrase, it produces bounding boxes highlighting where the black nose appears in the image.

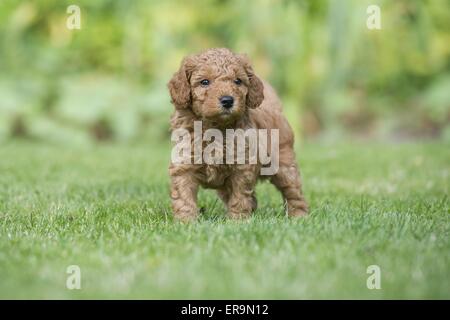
[219,96,234,108]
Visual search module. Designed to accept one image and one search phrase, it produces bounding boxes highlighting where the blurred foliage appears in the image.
[0,0,449,145]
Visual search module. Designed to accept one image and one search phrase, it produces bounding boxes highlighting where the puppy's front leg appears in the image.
[169,168,199,222]
[227,165,259,219]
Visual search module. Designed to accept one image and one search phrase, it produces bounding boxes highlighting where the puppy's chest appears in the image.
[190,127,255,188]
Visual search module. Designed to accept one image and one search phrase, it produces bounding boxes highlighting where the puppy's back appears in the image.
[250,80,295,148]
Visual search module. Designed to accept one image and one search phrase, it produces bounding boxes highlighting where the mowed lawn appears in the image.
[0,141,448,299]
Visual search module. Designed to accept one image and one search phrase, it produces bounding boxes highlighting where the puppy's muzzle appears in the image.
[219,95,234,109]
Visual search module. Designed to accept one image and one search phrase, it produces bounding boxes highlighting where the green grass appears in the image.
[0,141,448,299]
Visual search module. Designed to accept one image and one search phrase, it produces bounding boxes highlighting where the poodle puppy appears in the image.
[168,48,308,221]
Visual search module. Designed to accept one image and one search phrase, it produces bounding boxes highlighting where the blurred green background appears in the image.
[0,0,449,145]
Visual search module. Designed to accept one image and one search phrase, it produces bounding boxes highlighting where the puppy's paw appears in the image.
[174,213,198,223]
[288,207,308,218]
[173,207,199,223]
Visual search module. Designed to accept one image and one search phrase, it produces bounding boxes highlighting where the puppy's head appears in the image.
[168,48,264,124]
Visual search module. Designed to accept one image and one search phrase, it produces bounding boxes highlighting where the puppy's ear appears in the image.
[238,54,264,109]
[168,56,194,109]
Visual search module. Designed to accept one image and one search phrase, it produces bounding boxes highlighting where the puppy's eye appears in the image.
[234,78,242,85]
[200,79,210,86]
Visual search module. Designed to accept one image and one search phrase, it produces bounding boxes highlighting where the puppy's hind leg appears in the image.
[226,165,259,219]
[217,188,258,213]
[250,192,258,212]
[270,156,308,217]
[217,189,230,205]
